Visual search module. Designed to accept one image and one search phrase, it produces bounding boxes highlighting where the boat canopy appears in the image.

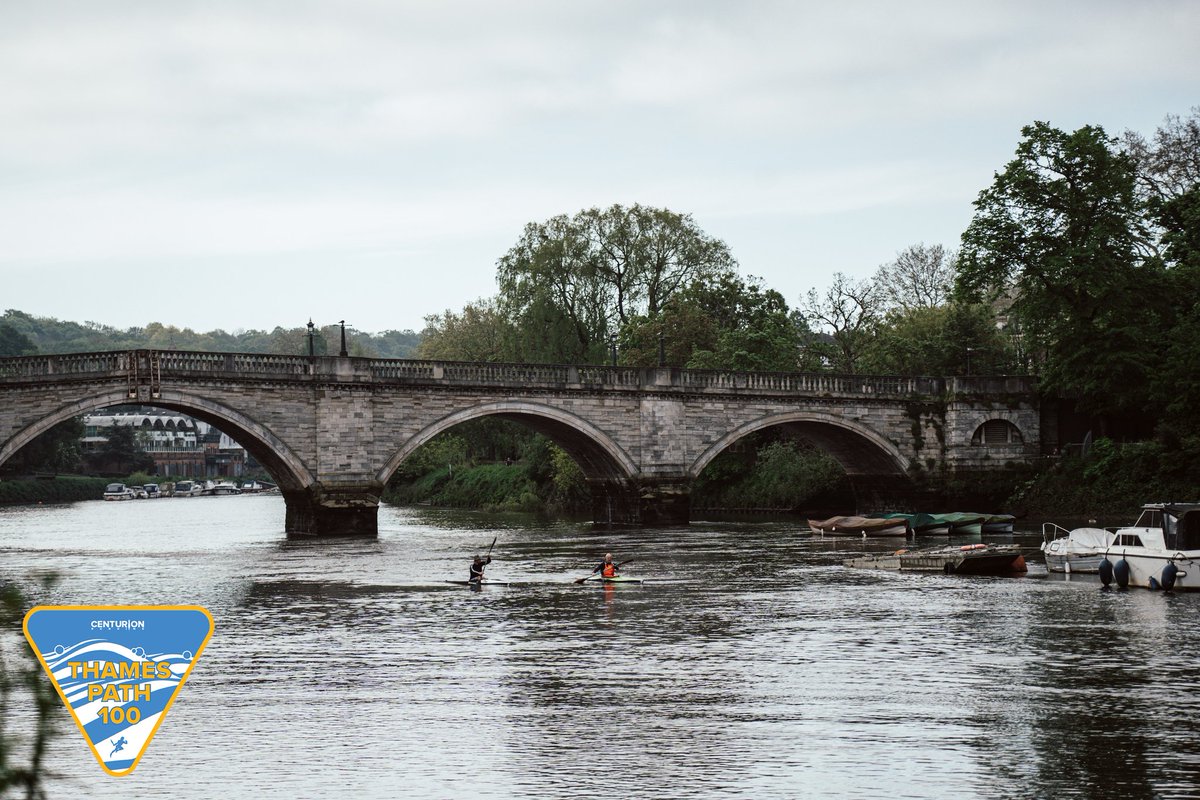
[1164,505,1200,551]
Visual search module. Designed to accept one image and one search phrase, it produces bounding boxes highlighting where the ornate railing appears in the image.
[0,349,1031,398]
[0,351,128,379]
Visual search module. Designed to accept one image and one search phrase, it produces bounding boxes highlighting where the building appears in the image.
[81,411,246,478]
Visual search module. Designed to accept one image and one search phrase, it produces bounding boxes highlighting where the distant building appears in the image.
[81,411,245,478]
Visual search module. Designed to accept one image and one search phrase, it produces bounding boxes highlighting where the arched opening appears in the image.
[690,412,915,516]
[376,402,640,525]
[0,389,313,495]
[971,419,1023,446]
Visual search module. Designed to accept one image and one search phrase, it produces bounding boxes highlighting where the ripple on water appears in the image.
[1,500,1199,798]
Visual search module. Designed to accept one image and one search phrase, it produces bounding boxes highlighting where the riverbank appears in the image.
[0,475,111,505]
[1012,438,1200,517]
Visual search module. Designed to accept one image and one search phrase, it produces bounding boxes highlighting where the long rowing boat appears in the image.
[580,575,644,584]
[444,580,510,586]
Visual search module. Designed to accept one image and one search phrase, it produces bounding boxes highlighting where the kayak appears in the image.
[444,580,510,586]
[581,575,644,584]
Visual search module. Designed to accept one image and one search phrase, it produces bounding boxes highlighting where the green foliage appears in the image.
[546,444,589,510]
[692,438,849,511]
[390,433,470,482]
[0,323,36,357]
[4,419,84,475]
[86,426,153,475]
[418,299,516,361]
[1015,437,1200,516]
[620,274,807,371]
[860,303,1014,376]
[0,576,60,798]
[0,476,110,504]
[798,272,881,373]
[956,121,1160,416]
[0,310,419,358]
[495,204,736,363]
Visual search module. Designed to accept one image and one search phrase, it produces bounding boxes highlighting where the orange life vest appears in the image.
[602,561,616,578]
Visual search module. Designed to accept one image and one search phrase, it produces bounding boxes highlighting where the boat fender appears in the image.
[959,543,987,551]
[1149,577,1161,591]
[1114,559,1130,589]
[1064,559,1071,575]
[1162,562,1179,591]
[1098,558,1113,587]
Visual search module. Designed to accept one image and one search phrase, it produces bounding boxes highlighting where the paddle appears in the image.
[574,558,636,583]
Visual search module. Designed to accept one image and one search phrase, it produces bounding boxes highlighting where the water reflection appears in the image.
[0,500,1198,797]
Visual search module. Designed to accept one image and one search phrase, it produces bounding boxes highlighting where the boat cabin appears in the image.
[1126,504,1200,552]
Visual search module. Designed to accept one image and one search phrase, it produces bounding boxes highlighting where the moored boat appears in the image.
[930,512,986,536]
[1041,523,1115,573]
[102,482,134,501]
[844,543,1028,575]
[808,515,910,537]
[881,512,945,534]
[1101,503,1200,590]
[981,514,1016,534]
[171,480,203,497]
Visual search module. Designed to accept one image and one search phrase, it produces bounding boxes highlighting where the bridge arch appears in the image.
[689,411,911,479]
[375,400,638,486]
[0,388,315,491]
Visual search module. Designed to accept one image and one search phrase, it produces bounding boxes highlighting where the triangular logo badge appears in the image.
[23,605,214,776]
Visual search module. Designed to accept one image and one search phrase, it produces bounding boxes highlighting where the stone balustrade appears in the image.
[0,350,1034,399]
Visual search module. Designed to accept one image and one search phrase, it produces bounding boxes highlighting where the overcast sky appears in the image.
[2,1,1197,335]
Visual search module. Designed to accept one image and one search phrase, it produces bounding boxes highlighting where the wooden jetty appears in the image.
[844,544,1028,575]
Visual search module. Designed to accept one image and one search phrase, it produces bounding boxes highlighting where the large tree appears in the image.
[873,243,957,312]
[798,272,881,373]
[496,204,736,363]
[956,121,1162,419]
[619,274,809,372]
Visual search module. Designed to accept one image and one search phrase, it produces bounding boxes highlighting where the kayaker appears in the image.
[592,553,619,579]
[469,554,491,583]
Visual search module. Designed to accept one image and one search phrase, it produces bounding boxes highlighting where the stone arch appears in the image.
[375,400,638,486]
[0,388,314,491]
[970,417,1024,445]
[689,410,910,479]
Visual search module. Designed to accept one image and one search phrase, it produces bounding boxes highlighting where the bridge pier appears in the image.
[282,485,381,538]
[589,477,691,528]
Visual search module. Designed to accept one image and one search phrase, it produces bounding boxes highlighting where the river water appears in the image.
[1,497,1198,799]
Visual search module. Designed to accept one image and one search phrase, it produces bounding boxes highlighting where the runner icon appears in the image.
[109,736,127,758]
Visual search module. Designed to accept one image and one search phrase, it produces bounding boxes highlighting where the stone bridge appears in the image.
[0,350,1043,536]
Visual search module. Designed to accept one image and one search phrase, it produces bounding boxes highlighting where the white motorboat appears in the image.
[208,481,242,496]
[1100,503,1200,590]
[102,482,134,501]
[171,480,204,497]
[1041,523,1115,573]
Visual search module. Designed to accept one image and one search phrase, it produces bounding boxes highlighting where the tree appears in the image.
[89,425,153,475]
[957,121,1159,418]
[418,298,517,362]
[860,303,1013,376]
[1123,107,1200,207]
[496,204,736,363]
[798,272,881,373]
[0,322,36,356]
[620,274,807,372]
[873,243,957,311]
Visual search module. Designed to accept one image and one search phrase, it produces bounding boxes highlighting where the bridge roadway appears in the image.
[0,350,1042,536]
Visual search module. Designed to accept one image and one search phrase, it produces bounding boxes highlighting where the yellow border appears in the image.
[22,604,215,778]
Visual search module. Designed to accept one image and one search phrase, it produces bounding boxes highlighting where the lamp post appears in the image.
[306,319,315,357]
[966,347,978,376]
[609,335,617,367]
[339,320,348,357]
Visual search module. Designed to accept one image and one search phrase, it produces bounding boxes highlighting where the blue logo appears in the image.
[23,605,214,776]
